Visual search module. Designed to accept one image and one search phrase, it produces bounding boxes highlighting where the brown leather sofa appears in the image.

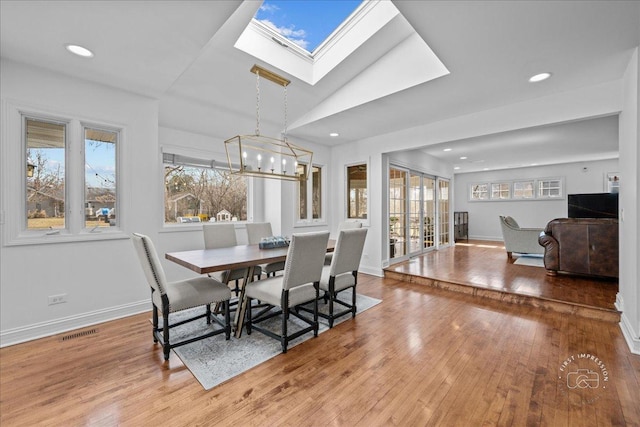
[538,218,618,278]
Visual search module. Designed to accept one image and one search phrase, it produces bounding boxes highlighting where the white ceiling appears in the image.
[1,0,639,173]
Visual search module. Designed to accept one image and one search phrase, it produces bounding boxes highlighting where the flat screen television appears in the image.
[568,193,618,219]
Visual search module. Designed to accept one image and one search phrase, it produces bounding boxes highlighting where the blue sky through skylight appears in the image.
[255,0,363,52]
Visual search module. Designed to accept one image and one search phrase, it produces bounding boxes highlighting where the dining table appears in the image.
[166,239,335,338]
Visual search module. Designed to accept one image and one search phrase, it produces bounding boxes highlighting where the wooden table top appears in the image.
[165,239,336,274]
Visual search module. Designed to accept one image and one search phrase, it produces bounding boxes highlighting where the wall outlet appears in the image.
[48,294,67,305]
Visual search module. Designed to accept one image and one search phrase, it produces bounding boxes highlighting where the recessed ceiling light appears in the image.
[65,44,94,58]
[460,156,467,160]
[443,148,452,152]
[454,166,460,170]
[529,72,551,83]
[483,168,490,171]
[329,132,339,137]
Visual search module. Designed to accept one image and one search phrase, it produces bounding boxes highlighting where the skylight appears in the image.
[255,0,363,53]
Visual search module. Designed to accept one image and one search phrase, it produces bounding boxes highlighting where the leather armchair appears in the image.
[538,218,618,278]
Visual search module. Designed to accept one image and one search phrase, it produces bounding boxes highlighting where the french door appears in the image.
[389,165,449,262]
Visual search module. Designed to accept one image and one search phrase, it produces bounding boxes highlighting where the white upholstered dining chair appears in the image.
[244,231,330,353]
[203,223,261,293]
[319,227,368,327]
[246,222,285,277]
[131,233,231,361]
[325,221,363,265]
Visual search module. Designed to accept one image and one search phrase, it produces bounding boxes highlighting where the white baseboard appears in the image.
[468,235,503,242]
[619,314,640,355]
[0,300,150,348]
[615,293,640,355]
[360,265,384,277]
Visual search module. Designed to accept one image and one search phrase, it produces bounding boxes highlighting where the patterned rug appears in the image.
[166,292,381,390]
[513,255,545,268]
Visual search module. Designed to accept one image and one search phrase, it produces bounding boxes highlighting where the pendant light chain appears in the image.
[283,84,288,142]
[255,70,261,136]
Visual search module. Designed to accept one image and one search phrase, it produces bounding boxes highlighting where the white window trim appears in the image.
[2,100,127,246]
[294,161,327,227]
[344,160,370,227]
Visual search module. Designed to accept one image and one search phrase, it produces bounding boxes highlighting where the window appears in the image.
[470,177,563,201]
[163,153,248,224]
[347,164,367,219]
[26,118,66,230]
[538,179,563,198]
[254,0,363,54]
[84,127,118,229]
[491,183,510,200]
[470,183,489,200]
[297,163,323,221]
[513,181,535,199]
[22,115,121,237]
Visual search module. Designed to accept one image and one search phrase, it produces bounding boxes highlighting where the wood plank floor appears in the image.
[2,273,639,425]
[385,240,620,322]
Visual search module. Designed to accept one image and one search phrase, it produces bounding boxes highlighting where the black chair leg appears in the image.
[351,286,357,318]
[281,305,288,353]
[163,312,170,361]
[246,297,252,335]
[224,300,231,340]
[313,286,319,337]
[152,305,159,343]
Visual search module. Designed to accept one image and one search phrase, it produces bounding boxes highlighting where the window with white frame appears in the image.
[26,118,67,230]
[163,153,248,224]
[296,163,323,221]
[347,163,367,219]
[24,115,120,233]
[469,177,564,201]
[513,181,535,199]
[470,183,489,200]
[84,126,118,229]
[538,178,563,198]
[491,182,510,200]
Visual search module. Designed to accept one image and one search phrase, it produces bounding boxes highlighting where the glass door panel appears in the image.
[438,179,450,246]
[389,168,407,259]
[409,173,422,255]
[423,176,436,249]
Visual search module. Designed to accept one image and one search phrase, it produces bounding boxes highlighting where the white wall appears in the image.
[617,48,640,354]
[453,159,619,240]
[0,60,158,345]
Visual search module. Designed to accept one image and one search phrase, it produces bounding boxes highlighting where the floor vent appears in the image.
[61,328,98,341]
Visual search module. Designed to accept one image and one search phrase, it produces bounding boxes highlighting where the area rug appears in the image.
[166,292,381,390]
[513,255,544,268]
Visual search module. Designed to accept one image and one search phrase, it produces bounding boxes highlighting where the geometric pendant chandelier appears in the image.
[224,65,313,182]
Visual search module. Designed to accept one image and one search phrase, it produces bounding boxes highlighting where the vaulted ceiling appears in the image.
[1,1,639,172]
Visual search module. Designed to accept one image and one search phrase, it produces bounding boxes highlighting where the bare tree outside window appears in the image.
[164,165,247,223]
[26,118,66,230]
